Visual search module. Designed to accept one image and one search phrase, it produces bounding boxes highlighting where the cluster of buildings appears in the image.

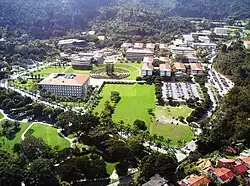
[179,156,250,186]
[122,42,168,61]
[38,73,90,98]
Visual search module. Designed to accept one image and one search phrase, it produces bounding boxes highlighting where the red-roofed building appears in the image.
[178,174,210,186]
[160,64,171,77]
[189,63,204,75]
[141,63,154,76]
[217,158,248,175]
[174,62,186,77]
[240,157,250,168]
[208,167,235,184]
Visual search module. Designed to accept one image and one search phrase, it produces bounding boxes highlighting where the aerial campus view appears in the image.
[0,0,250,186]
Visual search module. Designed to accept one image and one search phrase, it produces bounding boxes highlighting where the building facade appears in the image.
[214,27,229,35]
[39,73,90,98]
[126,48,154,61]
[160,64,171,77]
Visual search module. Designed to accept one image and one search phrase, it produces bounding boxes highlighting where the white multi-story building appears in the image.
[244,40,250,49]
[159,44,168,51]
[198,36,210,43]
[126,48,154,61]
[192,43,217,49]
[171,46,196,55]
[39,73,90,98]
[134,43,144,49]
[159,63,171,77]
[214,27,229,36]
[183,34,194,46]
[146,43,156,51]
[121,43,133,49]
[58,39,85,46]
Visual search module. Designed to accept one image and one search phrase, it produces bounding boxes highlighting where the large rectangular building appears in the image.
[214,27,229,36]
[39,73,90,98]
[126,48,154,61]
[171,46,196,55]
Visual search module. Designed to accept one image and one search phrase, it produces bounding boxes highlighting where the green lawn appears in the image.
[95,84,156,126]
[106,162,117,175]
[28,124,70,149]
[150,123,194,146]
[63,67,92,74]
[114,63,141,80]
[155,106,193,119]
[0,120,31,153]
[33,66,70,76]
[12,79,39,92]
[0,112,3,120]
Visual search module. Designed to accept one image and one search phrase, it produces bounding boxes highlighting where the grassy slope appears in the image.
[30,124,70,149]
[0,120,31,153]
[155,106,193,119]
[95,84,156,126]
[33,66,70,76]
[12,79,38,91]
[0,112,3,119]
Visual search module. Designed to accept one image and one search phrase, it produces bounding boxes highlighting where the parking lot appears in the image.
[162,81,203,101]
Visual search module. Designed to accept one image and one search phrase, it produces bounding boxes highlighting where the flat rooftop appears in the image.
[39,73,89,86]
[126,48,154,54]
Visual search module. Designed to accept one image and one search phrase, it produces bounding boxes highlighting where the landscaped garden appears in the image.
[95,83,194,146]
[26,123,70,149]
[33,66,69,76]
[11,79,39,92]
[0,120,31,153]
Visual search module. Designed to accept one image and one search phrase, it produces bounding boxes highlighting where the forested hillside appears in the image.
[0,0,250,39]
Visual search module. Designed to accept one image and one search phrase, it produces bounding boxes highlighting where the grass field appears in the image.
[0,112,3,119]
[95,84,156,126]
[114,63,141,80]
[150,123,194,146]
[28,124,70,149]
[63,67,91,74]
[12,79,39,92]
[33,66,69,76]
[0,120,31,153]
[155,106,193,119]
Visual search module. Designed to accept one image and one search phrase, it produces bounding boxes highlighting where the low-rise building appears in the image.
[214,27,229,36]
[146,43,156,51]
[39,73,90,98]
[71,55,93,70]
[198,36,210,43]
[208,167,235,184]
[178,174,210,186]
[159,63,171,77]
[171,46,196,55]
[58,39,86,46]
[217,158,248,175]
[143,56,154,63]
[134,42,144,49]
[240,157,250,169]
[126,48,154,61]
[192,43,217,49]
[174,62,186,77]
[121,43,133,49]
[244,40,250,49]
[159,44,168,51]
[174,54,200,63]
[141,62,154,76]
[142,174,168,186]
[190,63,204,75]
[159,56,170,63]
[183,34,194,46]
[172,39,185,47]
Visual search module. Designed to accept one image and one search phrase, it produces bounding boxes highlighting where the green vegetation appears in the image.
[12,79,39,92]
[0,120,31,153]
[0,112,3,119]
[27,124,70,149]
[33,66,70,76]
[106,162,117,175]
[156,106,193,119]
[150,123,194,146]
[115,63,141,80]
[63,67,92,74]
[96,84,156,126]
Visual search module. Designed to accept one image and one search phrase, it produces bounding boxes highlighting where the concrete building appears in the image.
[159,63,171,77]
[159,44,168,51]
[192,43,217,49]
[172,39,186,47]
[183,34,194,46]
[141,63,154,76]
[71,55,93,70]
[146,43,156,51]
[142,174,168,186]
[134,43,144,49]
[214,27,229,36]
[244,40,250,49]
[159,56,170,63]
[171,46,196,55]
[39,73,90,98]
[58,39,86,46]
[143,56,154,63]
[198,36,210,43]
[121,43,133,49]
[189,63,204,75]
[126,48,154,61]
[183,54,200,63]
